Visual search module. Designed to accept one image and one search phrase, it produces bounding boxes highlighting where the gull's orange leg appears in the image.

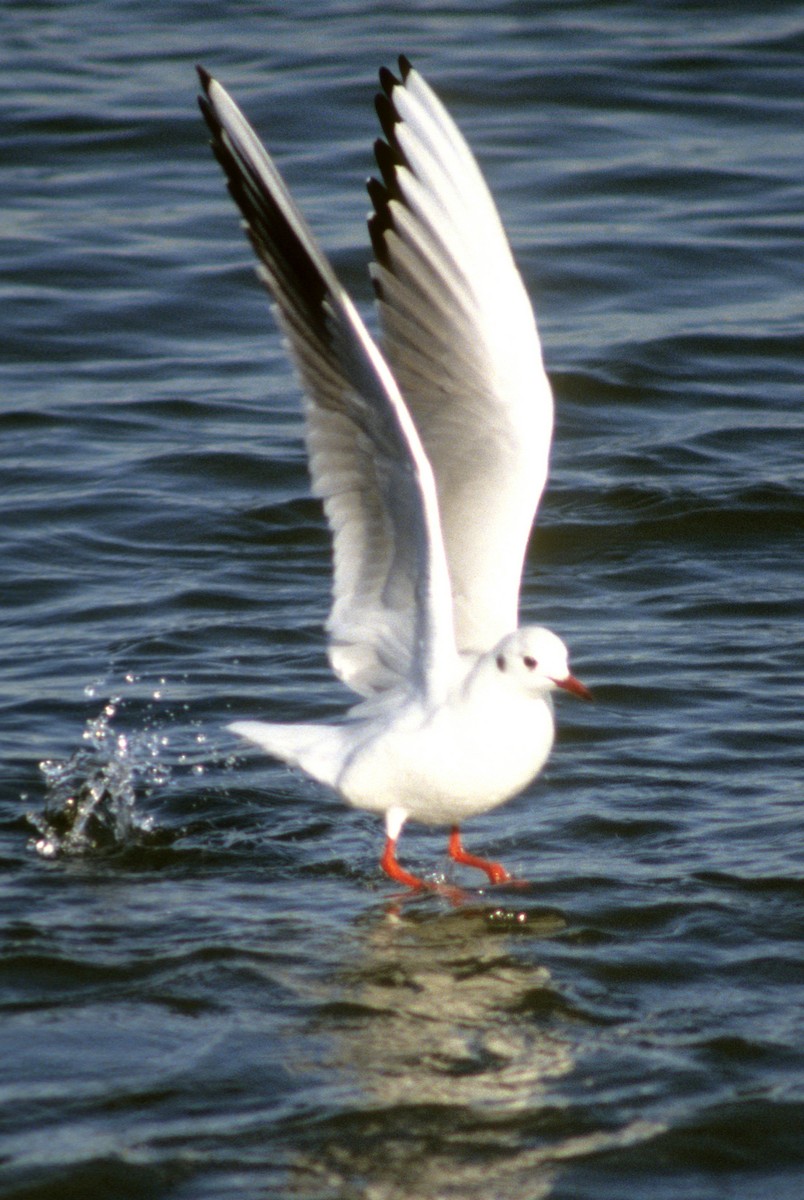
[380,834,467,902]
[380,835,428,890]
[448,826,511,884]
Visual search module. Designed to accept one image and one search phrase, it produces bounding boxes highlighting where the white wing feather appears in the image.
[198,69,458,700]
[369,59,554,653]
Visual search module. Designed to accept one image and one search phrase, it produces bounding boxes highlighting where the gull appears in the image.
[198,57,591,892]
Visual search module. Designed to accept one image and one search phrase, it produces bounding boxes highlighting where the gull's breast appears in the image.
[337,690,556,824]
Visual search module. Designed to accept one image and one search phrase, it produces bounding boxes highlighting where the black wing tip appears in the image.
[375,56,417,157]
[371,59,412,255]
[374,91,398,143]
[378,55,413,97]
[366,175,388,209]
[378,64,399,97]
[384,55,413,80]
[367,179,394,270]
[196,65,218,133]
[373,134,405,191]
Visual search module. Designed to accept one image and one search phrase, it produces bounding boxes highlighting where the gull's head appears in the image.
[491,627,592,700]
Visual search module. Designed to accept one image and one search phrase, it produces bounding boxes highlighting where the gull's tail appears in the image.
[229,720,350,791]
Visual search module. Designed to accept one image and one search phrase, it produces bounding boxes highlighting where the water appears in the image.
[1,2,802,1197]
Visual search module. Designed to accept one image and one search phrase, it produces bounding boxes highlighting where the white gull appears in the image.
[198,57,591,892]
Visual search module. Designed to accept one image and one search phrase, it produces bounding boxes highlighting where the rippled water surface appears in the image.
[2,3,802,1198]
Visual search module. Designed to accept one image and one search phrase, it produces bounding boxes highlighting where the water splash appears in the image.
[27,681,173,859]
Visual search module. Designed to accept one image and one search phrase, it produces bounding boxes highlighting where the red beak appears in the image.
[554,673,593,701]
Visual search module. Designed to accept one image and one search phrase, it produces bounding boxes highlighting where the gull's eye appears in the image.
[496,654,506,672]
[523,655,538,670]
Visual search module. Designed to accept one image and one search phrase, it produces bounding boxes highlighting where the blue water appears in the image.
[2,3,802,1197]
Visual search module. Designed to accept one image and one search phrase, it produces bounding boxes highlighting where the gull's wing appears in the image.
[368,57,554,654]
[197,68,458,700]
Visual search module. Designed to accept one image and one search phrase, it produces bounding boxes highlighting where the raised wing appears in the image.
[369,57,554,654]
[197,68,457,700]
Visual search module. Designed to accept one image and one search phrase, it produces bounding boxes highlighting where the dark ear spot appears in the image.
[496,654,506,672]
[523,655,538,670]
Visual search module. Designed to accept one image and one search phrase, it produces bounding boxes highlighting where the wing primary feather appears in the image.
[374,93,400,153]
[367,178,394,289]
[367,58,554,653]
[373,133,406,195]
[378,64,402,99]
[197,66,459,700]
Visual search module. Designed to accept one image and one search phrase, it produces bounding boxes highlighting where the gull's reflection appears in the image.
[339,901,572,1110]
[286,897,574,1199]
